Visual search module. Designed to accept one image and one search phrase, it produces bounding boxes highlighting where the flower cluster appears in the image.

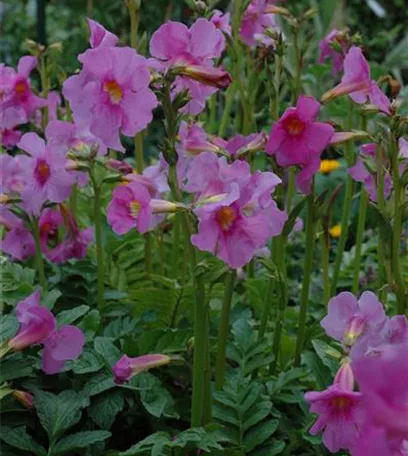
[305,291,408,455]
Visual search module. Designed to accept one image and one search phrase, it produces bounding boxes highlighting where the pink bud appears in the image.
[334,362,355,391]
[107,159,133,175]
[176,65,232,89]
[150,199,183,214]
[113,354,172,384]
[12,390,34,408]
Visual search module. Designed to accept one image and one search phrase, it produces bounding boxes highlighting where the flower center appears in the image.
[216,206,237,231]
[35,159,51,185]
[284,116,305,136]
[15,81,28,97]
[331,396,351,410]
[103,80,123,104]
[129,200,142,218]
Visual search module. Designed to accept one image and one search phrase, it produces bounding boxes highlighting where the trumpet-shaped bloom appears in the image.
[8,291,85,374]
[210,10,231,37]
[107,182,153,234]
[113,354,172,384]
[188,153,286,268]
[0,154,27,194]
[318,29,350,75]
[266,95,335,193]
[323,47,390,114]
[348,143,392,202]
[17,133,75,215]
[0,208,35,260]
[149,19,227,114]
[63,46,158,152]
[0,56,46,129]
[305,363,363,453]
[240,0,279,48]
[321,291,386,351]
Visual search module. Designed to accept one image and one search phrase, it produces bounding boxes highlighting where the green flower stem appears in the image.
[215,270,236,390]
[330,101,355,295]
[39,54,49,131]
[376,143,389,303]
[320,230,330,307]
[31,217,46,290]
[218,82,237,138]
[352,189,368,294]
[294,184,316,366]
[91,175,104,310]
[390,134,407,314]
[292,27,302,103]
[171,214,180,278]
[286,167,296,213]
[269,237,288,374]
[272,51,283,121]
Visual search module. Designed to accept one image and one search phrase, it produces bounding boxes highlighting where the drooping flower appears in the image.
[321,47,391,114]
[8,291,55,351]
[321,291,387,351]
[63,45,158,152]
[348,143,392,202]
[266,95,335,193]
[113,354,172,384]
[318,29,350,75]
[188,153,286,268]
[149,19,228,114]
[87,18,119,49]
[240,0,279,48]
[210,10,231,37]
[305,363,363,453]
[8,291,85,374]
[17,133,75,216]
[0,56,46,129]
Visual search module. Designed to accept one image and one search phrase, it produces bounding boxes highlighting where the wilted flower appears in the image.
[318,29,350,75]
[113,353,172,384]
[266,95,335,193]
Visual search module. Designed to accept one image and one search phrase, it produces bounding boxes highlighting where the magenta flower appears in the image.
[351,425,406,456]
[305,363,363,453]
[0,56,46,129]
[113,354,171,384]
[240,0,279,48]
[321,291,386,351]
[349,143,392,202]
[87,18,119,49]
[42,325,86,374]
[8,291,85,374]
[266,95,335,193]
[318,29,350,75]
[107,182,153,234]
[1,128,22,148]
[210,10,231,37]
[8,291,55,351]
[0,208,35,260]
[34,91,61,129]
[322,47,390,114]
[63,46,157,152]
[149,19,227,114]
[223,132,267,157]
[188,153,286,268]
[17,133,75,216]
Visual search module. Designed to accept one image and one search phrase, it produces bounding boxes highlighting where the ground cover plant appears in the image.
[0,1,407,455]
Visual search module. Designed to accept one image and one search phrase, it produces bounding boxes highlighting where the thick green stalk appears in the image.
[352,189,368,293]
[390,134,407,313]
[92,178,104,310]
[292,28,302,103]
[294,185,316,366]
[171,214,180,278]
[39,54,49,131]
[320,231,330,308]
[31,218,46,290]
[215,270,236,390]
[330,101,355,295]
[286,168,296,213]
[218,82,237,138]
[272,51,283,121]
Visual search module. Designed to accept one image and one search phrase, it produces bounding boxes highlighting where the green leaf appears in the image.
[94,336,121,366]
[311,339,342,374]
[83,372,116,397]
[281,196,307,236]
[0,314,18,342]
[42,289,62,309]
[0,356,35,383]
[103,316,138,339]
[370,203,393,259]
[88,389,125,429]
[243,401,273,432]
[72,348,104,374]
[80,309,101,338]
[303,351,332,389]
[0,426,47,456]
[35,390,89,442]
[244,419,279,452]
[51,430,111,455]
[56,305,90,326]
[252,440,286,456]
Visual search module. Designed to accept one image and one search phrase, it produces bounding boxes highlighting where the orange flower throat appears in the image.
[284,116,305,136]
[103,80,123,104]
[216,206,237,231]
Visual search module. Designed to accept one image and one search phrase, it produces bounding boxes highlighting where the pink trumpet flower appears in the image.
[305,363,363,453]
[318,29,350,75]
[87,18,119,49]
[321,47,390,114]
[266,95,335,194]
[210,10,231,37]
[113,354,172,384]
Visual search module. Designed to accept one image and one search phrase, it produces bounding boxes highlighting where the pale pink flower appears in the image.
[87,18,119,49]
[210,10,231,38]
[240,0,279,48]
[318,29,350,75]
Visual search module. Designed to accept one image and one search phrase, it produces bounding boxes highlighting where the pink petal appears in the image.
[17,56,37,77]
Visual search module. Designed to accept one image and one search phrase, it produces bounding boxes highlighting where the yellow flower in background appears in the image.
[329,224,342,238]
[319,159,341,174]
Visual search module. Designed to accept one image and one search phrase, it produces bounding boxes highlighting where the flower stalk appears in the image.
[352,188,368,294]
[31,217,46,290]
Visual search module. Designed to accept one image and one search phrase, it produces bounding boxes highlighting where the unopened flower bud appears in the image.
[0,194,10,204]
[330,131,370,145]
[389,78,401,98]
[264,5,291,16]
[107,159,133,175]
[334,362,354,391]
[176,65,232,89]
[150,199,184,214]
[12,390,34,408]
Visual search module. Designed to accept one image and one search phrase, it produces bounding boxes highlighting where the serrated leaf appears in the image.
[51,430,111,455]
[42,289,62,309]
[0,356,35,383]
[56,305,90,326]
[252,440,286,456]
[311,339,342,374]
[0,426,47,456]
[35,390,89,442]
[72,348,104,374]
[84,372,116,397]
[0,314,18,342]
[88,389,125,429]
[243,401,273,431]
[302,351,332,389]
[244,419,279,452]
[103,316,138,339]
[94,337,121,366]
